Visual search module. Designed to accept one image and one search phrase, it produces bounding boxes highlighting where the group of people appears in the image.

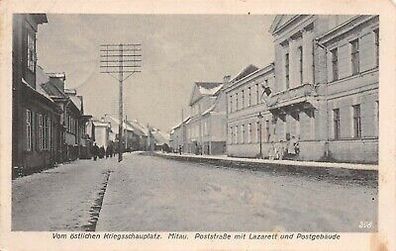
[268,136,299,160]
[91,143,115,161]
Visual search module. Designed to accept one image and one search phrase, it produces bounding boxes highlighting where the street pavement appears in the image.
[12,153,377,232]
[96,153,377,232]
[12,157,117,231]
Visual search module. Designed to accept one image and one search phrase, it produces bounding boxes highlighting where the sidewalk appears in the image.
[155,152,378,171]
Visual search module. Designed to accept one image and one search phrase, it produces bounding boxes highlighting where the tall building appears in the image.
[225,15,378,163]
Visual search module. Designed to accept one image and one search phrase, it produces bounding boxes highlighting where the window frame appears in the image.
[27,30,36,72]
[350,39,360,75]
[248,87,251,107]
[285,52,290,89]
[333,108,340,140]
[331,47,339,81]
[298,45,303,84]
[352,104,361,139]
[26,109,32,151]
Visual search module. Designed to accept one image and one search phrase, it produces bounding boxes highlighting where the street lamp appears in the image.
[257,112,263,159]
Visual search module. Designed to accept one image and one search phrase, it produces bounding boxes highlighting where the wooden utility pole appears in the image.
[100,43,141,162]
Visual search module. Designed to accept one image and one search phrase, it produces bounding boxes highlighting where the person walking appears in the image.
[92,143,99,161]
[268,141,275,160]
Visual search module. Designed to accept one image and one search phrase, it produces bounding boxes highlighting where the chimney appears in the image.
[48,72,66,91]
[223,75,231,84]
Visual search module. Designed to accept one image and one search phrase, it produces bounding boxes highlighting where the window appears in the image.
[353,105,361,138]
[248,87,251,107]
[298,46,303,84]
[27,32,36,72]
[285,53,290,88]
[241,90,245,109]
[331,48,338,81]
[374,29,379,67]
[351,39,360,75]
[235,93,239,111]
[234,126,238,144]
[48,117,52,149]
[241,124,245,144]
[230,126,233,144]
[333,109,340,139]
[26,109,32,151]
[43,115,49,150]
[256,83,259,104]
[256,121,260,143]
[38,114,43,150]
[247,123,252,143]
[229,95,233,113]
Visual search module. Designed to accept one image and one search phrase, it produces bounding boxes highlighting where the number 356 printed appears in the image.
[359,221,372,229]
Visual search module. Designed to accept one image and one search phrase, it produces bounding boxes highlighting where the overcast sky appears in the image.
[37,14,275,132]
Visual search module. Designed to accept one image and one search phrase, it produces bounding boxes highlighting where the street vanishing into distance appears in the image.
[12,152,377,232]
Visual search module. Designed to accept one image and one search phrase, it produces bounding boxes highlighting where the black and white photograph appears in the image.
[1,1,396,250]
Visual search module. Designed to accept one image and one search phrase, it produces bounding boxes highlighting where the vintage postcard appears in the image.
[0,0,395,250]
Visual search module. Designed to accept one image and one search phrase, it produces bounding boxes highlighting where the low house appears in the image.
[12,14,63,176]
[86,118,111,149]
[150,128,170,151]
[41,72,90,161]
[104,114,149,152]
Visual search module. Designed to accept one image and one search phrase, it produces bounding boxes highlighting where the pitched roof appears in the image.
[104,115,134,132]
[189,82,224,105]
[269,15,298,34]
[230,64,259,82]
[22,77,55,105]
[151,129,170,145]
[40,79,67,98]
[126,120,148,137]
[69,95,82,111]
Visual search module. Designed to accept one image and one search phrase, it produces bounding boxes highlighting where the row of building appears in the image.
[11,14,171,177]
[12,14,93,176]
[87,114,170,153]
[170,15,379,163]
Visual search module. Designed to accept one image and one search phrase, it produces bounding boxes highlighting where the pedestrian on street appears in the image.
[105,146,109,159]
[99,146,105,159]
[268,141,275,160]
[92,143,99,161]
[108,143,114,158]
[178,145,182,155]
[288,136,299,159]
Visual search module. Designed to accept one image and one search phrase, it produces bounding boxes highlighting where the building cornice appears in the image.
[316,15,378,46]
